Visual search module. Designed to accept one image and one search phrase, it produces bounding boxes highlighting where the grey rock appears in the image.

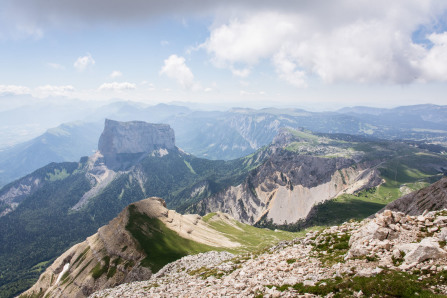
[438,227,447,241]
[98,119,175,169]
[397,237,447,264]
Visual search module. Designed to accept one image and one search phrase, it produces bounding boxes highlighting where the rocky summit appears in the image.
[98,119,175,169]
[92,208,447,297]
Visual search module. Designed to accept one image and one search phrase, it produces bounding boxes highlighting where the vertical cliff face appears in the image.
[98,119,175,169]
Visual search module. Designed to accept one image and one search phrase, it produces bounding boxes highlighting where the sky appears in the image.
[1,0,447,111]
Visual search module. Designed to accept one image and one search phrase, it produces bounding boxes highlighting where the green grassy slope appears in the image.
[126,207,302,274]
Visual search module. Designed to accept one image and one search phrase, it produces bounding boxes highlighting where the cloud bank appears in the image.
[201,2,447,86]
[98,82,136,91]
[3,0,447,87]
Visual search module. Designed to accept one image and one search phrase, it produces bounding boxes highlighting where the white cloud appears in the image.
[230,67,250,77]
[160,54,201,90]
[98,82,136,91]
[160,40,169,46]
[109,70,122,78]
[74,53,95,71]
[36,85,74,92]
[0,85,30,95]
[419,32,447,81]
[34,85,75,97]
[240,90,265,96]
[203,12,297,66]
[47,62,65,70]
[273,51,307,88]
[201,2,447,86]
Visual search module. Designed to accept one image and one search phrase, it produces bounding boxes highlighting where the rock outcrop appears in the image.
[193,150,381,225]
[23,197,239,298]
[379,176,447,215]
[98,119,175,169]
[91,208,447,297]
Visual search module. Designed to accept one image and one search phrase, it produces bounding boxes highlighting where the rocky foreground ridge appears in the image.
[92,207,447,297]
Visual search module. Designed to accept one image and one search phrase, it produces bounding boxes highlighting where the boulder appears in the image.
[396,237,447,264]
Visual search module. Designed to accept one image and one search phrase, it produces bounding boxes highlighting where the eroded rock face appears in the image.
[193,150,381,225]
[98,119,175,169]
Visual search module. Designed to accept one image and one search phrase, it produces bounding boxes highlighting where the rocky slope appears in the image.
[91,208,447,297]
[194,151,381,225]
[380,176,447,215]
[22,197,239,298]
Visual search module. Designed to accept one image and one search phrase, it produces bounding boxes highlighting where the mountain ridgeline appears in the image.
[21,197,242,298]
[1,119,447,297]
[1,103,446,188]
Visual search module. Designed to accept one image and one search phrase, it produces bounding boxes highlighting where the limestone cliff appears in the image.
[98,119,175,169]
[193,150,382,225]
[22,197,239,298]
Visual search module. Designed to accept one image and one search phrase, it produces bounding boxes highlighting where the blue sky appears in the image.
[1,0,447,110]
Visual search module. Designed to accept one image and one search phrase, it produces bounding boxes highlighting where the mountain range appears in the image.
[22,177,447,297]
[1,117,446,297]
[1,103,446,188]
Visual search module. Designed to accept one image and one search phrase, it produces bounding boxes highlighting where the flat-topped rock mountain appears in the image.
[98,119,175,169]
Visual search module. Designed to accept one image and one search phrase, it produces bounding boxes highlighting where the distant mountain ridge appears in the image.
[1,103,446,188]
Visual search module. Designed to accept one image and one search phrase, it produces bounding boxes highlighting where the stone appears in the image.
[357,267,382,277]
[303,280,315,286]
[398,237,447,264]
[438,227,447,241]
[435,217,447,225]
[399,262,417,271]
[428,226,438,233]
